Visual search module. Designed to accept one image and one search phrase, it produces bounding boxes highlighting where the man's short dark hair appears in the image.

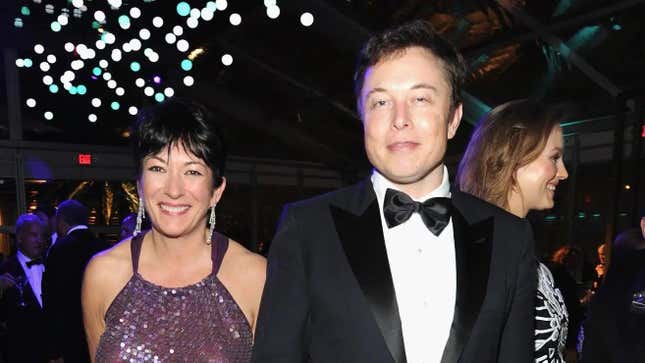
[132,98,227,187]
[353,19,467,112]
[56,199,89,227]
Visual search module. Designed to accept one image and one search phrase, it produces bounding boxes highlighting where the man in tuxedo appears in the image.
[582,214,645,363]
[42,200,110,363]
[252,20,535,363]
[0,214,48,362]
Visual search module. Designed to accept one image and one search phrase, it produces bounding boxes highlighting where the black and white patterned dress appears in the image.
[535,262,569,362]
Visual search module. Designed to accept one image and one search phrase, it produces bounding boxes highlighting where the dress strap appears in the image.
[210,231,229,275]
[130,233,145,273]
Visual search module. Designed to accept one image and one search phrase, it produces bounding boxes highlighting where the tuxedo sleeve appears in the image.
[251,205,311,362]
[498,220,536,362]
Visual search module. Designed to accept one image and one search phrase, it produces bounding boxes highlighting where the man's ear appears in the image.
[447,103,463,140]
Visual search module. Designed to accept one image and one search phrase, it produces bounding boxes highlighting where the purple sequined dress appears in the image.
[95,232,253,362]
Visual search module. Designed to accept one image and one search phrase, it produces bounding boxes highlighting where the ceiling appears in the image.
[1,0,644,175]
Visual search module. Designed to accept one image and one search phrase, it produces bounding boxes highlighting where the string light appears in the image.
[13,0,249,123]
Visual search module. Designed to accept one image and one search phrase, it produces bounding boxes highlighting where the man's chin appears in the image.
[379,166,442,186]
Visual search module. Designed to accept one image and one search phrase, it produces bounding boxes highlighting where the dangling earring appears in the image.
[133,197,145,237]
[206,204,216,245]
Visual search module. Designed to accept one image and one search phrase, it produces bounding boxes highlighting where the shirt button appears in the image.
[417,248,423,254]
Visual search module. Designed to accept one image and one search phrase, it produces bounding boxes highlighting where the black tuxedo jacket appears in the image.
[0,255,48,363]
[252,180,535,363]
[42,228,110,363]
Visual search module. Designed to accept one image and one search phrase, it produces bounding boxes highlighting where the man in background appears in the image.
[582,213,645,362]
[42,200,110,363]
[0,214,48,362]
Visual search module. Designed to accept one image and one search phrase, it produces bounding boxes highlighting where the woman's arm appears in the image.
[81,255,109,363]
[81,244,132,363]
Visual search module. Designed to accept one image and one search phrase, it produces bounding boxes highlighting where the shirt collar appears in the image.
[66,225,89,235]
[371,165,451,206]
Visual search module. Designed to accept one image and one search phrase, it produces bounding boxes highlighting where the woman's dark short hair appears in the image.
[353,19,467,112]
[132,98,227,187]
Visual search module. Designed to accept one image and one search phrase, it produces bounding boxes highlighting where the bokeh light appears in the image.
[130,61,141,72]
[176,2,191,17]
[221,54,233,66]
[152,16,163,28]
[300,12,314,27]
[267,5,280,19]
[230,13,242,26]
[180,59,193,71]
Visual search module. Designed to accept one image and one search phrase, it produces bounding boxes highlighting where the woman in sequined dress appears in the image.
[82,98,266,362]
[457,98,573,362]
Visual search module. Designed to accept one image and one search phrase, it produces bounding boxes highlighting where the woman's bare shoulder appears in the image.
[225,239,266,279]
[85,239,134,292]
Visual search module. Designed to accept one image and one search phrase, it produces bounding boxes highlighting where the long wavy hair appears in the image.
[456,98,567,209]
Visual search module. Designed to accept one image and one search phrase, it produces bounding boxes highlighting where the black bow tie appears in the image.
[26,258,43,268]
[383,188,451,236]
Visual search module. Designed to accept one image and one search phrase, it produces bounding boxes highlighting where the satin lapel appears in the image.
[330,181,406,363]
[441,207,493,363]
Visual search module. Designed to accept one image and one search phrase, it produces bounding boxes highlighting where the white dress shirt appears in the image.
[16,251,44,307]
[66,225,88,235]
[371,166,456,363]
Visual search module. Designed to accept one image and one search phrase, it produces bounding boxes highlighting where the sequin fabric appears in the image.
[95,232,253,363]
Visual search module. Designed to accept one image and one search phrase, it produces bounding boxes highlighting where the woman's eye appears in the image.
[148,165,164,172]
[186,170,203,176]
[371,100,388,109]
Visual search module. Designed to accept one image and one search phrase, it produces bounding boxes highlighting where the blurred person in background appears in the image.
[592,243,608,292]
[33,207,58,253]
[0,214,48,362]
[119,213,137,240]
[119,212,150,241]
[582,213,645,362]
[457,98,574,362]
[42,200,110,363]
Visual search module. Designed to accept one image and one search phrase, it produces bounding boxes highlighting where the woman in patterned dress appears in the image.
[457,98,572,362]
[81,99,266,362]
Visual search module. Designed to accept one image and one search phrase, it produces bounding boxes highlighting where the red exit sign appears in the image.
[78,153,92,165]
